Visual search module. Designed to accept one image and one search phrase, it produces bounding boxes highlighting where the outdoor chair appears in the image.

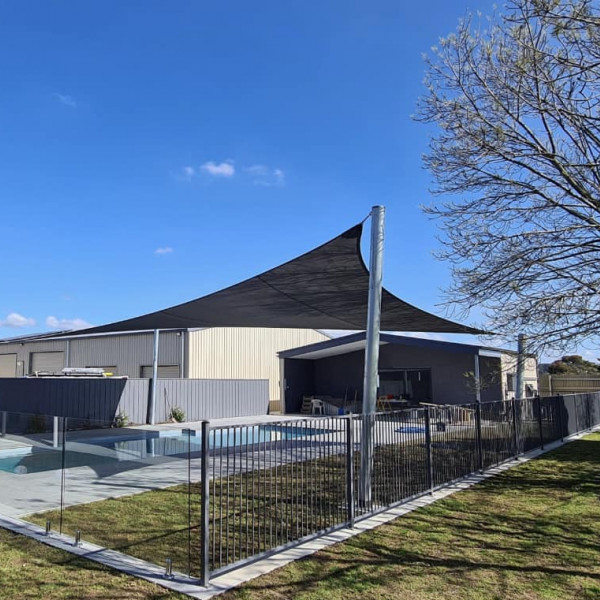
[311,398,324,415]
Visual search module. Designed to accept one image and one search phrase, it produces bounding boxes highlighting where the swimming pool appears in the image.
[0,424,328,475]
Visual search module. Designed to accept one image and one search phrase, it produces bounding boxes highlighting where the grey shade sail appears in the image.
[68,223,483,335]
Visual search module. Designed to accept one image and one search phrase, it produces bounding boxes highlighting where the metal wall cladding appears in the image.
[187,327,329,401]
[0,377,269,424]
[69,331,183,378]
[0,331,183,378]
[151,378,269,422]
[0,339,66,375]
[0,377,131,422]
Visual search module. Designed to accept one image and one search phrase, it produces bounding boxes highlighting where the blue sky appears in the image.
[2,0,556,355]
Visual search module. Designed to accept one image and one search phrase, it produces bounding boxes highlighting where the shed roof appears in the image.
[278,332,510,361]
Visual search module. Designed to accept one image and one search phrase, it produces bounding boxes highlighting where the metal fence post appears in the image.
[345,415,355,527]
[511,399,520,458]
[537,396,544,450]
[59,417,67,535]
[425,408,434,494]
[586,395,593,431]
[556,396,564,442]
[1,411,6,437]
[200,420,210,587]
[475,402,484,472]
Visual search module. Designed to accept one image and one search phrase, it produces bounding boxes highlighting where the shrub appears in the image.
[168,407,185,423]
[113,411,129,428]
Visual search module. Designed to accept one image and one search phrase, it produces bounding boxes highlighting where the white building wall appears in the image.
[500,352,538,399]
[188,328,330,401]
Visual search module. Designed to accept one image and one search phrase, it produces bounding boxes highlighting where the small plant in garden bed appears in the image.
[168,407,185,422]
[113,411,129,428]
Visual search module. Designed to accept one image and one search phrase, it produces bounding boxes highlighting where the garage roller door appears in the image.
[0,354,16,377]
[31,351,64,374]
[140,364,180,378]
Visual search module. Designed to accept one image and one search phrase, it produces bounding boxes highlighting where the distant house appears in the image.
[279,332,538,414]
[0,327,330,409]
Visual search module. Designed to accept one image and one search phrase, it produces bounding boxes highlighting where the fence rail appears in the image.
[0,392,598,587]
[202,392,600,582]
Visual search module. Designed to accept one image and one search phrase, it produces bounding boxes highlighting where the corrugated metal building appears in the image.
[0,327,330,404]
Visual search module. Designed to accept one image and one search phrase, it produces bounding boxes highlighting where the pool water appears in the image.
[396,426,426,434]
[0,424,327,475]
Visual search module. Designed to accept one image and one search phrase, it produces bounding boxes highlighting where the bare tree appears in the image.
[417,0,600,352]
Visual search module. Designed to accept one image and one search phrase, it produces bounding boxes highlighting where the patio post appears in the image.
[359,205,385,506]
[474,353,481,403]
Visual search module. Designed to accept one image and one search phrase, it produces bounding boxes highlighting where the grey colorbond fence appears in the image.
[0,377,269,424]
[152,379,270,423]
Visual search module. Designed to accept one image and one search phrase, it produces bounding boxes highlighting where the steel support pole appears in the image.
[359,205,385,506]
[1,411,6,438]
[149,329,160,425]
[515,334,527,401]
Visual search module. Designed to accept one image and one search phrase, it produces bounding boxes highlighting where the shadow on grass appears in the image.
[220,434,600,599]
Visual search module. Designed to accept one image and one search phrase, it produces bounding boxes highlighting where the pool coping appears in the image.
[0,426,597,599]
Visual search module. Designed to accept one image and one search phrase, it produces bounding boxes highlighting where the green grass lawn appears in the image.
[0,527,187,599]
[219,433,600,600]
[14,433,600,599]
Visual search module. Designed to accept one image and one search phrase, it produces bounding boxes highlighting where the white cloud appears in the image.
[172,166,196,183]
[46,316,92,331]
[244,164,285,187]
[0,313,36,328]
[201,160,235,177]
[53,93,77,108]
[245,164,269,177]
[154,246,174,255]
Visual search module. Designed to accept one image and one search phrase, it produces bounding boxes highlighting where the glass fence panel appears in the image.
[0,411,65,528]
[25,416,194,577]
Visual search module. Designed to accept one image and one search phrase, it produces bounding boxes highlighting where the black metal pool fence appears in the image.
[1,392,598,586]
